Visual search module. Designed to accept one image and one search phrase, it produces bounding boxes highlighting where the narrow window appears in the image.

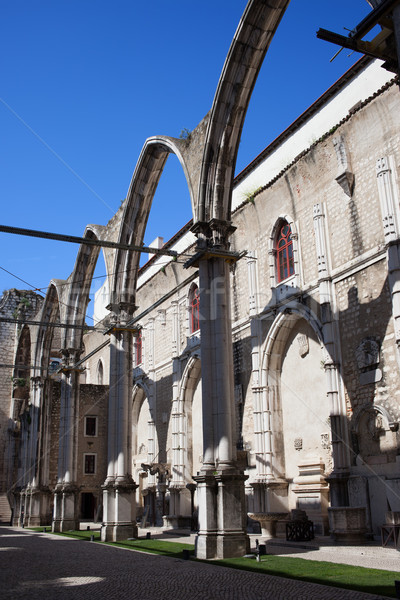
[135,330,143,366]
[84,453,96,474]
[85,416,97,437]
[276,222,294,283]
[190,285,200,333]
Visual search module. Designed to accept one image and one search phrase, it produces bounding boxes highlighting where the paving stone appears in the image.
[0,527,393,600]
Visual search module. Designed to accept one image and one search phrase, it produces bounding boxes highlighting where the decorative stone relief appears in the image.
[333,135,354,197]
[366,409,384,441]
[376,156,398,242]
[321,433,330,449]
[355,338,382,385]
[294,438,303,451]
[313,203,329,278]
[355,338,380,370]
[297,334,309,357]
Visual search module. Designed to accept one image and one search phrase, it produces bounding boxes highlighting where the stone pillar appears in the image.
[17,411,30,523]
[26,377,48,527]
[313,202,350,505]
[53,348,82,532]
[376,156,400,368]
[246,250,259,316]
[190,221,249,559]
[101,305,138,542]
[170,362,187,519]
[170,301,185,494]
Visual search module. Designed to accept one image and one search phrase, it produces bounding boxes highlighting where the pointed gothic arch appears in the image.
[62,224,109,350]
[197,0,290,226]
[110,136,197,308]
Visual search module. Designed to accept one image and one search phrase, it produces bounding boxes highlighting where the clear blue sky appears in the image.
[0,1,375,307]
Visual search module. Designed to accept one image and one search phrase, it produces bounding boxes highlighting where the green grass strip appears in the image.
[213,555,399,599]
[28,529,398,598]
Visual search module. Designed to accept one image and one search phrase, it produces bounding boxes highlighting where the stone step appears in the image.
[0,494,12,524]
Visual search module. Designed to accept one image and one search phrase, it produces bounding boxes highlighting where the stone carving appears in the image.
[333,135,355,197]
[366,409,384,441]
[294,438,303,451]
[355,338,380,370]
[321,433,330,449]
[297,334,309,357]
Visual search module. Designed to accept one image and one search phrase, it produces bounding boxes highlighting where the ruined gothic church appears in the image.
[1,1,400,559]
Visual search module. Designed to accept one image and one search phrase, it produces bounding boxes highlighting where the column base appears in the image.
[52,485,79,532]
[26,487,52,527]
[101,523,138,542]
[196,533,217,559]
[194,468,249,559]
[217,531,249,558]
[101,477,138,542]
[326,471,349,506]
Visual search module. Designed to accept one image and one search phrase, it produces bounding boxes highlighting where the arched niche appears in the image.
[259,305,330,530]
[262,307,326,468]
[132,383,157,514]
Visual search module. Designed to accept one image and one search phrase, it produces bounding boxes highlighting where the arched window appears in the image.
[276,221,294,283]
[96,360,104,385]
[189,285,200,333]
[135,330,143,366]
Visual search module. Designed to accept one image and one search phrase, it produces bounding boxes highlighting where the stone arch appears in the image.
[62,224,108,350]
[197,0,290,226]
[352,403,398,461]
[12,325,32,420]
[110,136,196,307]
[261,304,324,375]
[33,281,63,376]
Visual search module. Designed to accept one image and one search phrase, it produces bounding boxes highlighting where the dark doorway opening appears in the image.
[81,492,96,520]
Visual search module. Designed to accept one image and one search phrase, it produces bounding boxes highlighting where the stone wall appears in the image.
[0,290,43,493]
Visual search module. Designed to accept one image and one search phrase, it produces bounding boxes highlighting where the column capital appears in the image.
[191,218,236,249]
[59,348,84,372]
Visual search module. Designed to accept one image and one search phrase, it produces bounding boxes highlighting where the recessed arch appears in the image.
[261,304,325,378]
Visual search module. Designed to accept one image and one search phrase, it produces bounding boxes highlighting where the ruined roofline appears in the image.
[137,57,393,281]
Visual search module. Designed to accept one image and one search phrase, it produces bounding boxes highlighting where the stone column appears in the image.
[191,221,249,559]
[16,409,30,526]
[376,156,400,369]
[53,348,82,532]
[26,377,49,526]
[313,202,350,505]
[101,305,138,542]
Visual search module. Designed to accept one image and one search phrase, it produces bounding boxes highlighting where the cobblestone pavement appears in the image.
[0,526,395,600]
